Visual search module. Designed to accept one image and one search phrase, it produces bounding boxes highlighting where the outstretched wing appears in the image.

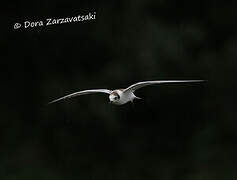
[48,89,111,104]
[124,80,205,93]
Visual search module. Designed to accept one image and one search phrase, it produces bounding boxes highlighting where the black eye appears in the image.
[115,95,120,100]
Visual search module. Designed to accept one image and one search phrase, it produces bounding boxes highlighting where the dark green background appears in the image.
[2,0,237,179]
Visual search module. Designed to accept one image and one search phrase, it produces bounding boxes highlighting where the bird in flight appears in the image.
[48,80,205,106]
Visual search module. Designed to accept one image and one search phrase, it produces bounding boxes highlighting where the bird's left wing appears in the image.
[48,89,111,104]
[124,80,205,93]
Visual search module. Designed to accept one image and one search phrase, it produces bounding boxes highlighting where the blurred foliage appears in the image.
[2,0,237,179]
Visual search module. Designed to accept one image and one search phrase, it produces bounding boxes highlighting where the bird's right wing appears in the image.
[48,89,111,104]
[124,80,205,93]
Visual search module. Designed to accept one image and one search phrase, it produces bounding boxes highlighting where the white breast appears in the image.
[114,89,134,105]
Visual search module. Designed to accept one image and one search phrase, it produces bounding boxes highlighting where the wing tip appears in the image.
[47,100,57,105]
[194,80,208,82]
[47,98,64,105]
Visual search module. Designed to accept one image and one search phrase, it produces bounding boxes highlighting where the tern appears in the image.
[48,80,205,105]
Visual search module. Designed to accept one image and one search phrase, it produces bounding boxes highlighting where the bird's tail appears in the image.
[134,96,142,100]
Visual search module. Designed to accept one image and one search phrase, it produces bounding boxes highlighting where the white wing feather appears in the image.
[124,80,205,93]
[48,89,111,104]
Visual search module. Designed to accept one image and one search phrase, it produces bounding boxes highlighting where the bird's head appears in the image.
[109,92,120,104]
